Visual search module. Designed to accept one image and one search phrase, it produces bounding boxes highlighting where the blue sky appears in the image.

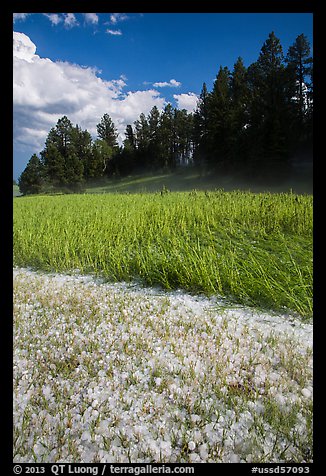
[13,12,313,179]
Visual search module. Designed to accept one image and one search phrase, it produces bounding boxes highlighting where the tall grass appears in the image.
[13,190,313,318]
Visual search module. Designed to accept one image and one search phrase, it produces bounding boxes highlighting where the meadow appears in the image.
[13,189,313,318]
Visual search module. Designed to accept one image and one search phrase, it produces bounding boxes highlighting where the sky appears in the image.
[13,12,313,179]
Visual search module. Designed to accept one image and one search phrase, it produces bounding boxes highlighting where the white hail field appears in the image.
[13,268,313,463]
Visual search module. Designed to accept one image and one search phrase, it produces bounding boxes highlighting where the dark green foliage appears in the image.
[245,33,289,173]
[41,142,66,186]
[159,103,175,169]
[22,116,114,193]
[174,108,193,166]
[41,116,84,189]
[229,57,250,166]
[122,104,194,174]
[193,82,209,166]
[96,113,118,148]
[18,154,44,195]
[206,66,233,167]
[285,34,313,144]
[19,115,123,192]
[182,33,311,178]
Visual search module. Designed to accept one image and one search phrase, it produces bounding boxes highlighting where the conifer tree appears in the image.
[134,113,150,169]
[96,114,119,175]
[41,116,84,188]
[174,108,193,166]
[207,66,232,167]
[245,32,291,176]
[229,57,250,167]
[159,104,175,168]
[256,31,288,161]
[147,106,162,168]
[124,124,136,150]
[18,154,44,195]
[285,34,313,142]
[193,82,209,166]
[96,113,118,147]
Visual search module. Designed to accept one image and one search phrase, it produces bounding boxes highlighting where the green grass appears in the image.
[13,189,313,319]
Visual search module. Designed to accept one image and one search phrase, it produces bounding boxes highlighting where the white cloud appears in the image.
[110,13,129,24]
[117,90,166,125]
[43,13,63,26]
[84,13,99,25]
[173,93,199,112]
[153,79,181,88]
[13,32,166,176]
[106,29,122,36]
[13,13,30,22]
[13,32,37,62]
[64,13,79,28]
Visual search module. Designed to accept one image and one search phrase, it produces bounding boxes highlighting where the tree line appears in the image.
[18,32,313,195]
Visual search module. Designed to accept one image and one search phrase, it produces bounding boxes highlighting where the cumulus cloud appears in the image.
[106,29,122,36]
[116,90,165,125]
[153,79,181,88]
[13,32,36,62]
[173,93,199,112]
[13,31,166,175]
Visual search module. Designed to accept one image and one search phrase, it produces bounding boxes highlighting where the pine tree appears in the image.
[134,113,150,169]
[41,116,74,185]
[174,109,193,166]
[64,149,84,189]
[147,106,162,168]
[41,116,84,189]
[256,32,289,161]
[285,34,313,142]
[72,126,93,180]
[95,114,119,175]
[118,125,137,175]
[47,116,74,156]
[124,124,136,150]
[193,82,209,166]
[229,57,250,168]
[207,66,232,168]
[159,104,175,169]
[18,154,44,195]
[88,141,108,178]
[246,32,291,178]
[41,141,66,186]
[96,113,118,148]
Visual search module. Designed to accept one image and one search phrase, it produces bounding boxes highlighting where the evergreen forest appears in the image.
[18,32,313,195]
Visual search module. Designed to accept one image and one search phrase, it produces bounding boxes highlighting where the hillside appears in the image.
[85,166,312,195]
